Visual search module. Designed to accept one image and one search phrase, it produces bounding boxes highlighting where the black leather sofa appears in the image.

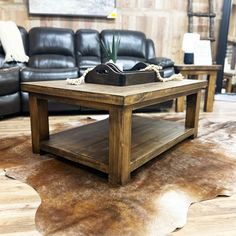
[0,26,175,117]
[0,27,27,117]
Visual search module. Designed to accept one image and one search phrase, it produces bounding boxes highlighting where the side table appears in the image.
[223,71,235,93]
[174,64,222,112]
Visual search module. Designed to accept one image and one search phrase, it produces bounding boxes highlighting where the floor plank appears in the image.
[0,171,41,236]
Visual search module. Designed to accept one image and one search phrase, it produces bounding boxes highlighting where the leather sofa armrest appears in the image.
[147,57,175,68]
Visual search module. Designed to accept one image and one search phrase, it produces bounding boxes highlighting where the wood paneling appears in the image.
[0,0,224,62]
[228,3,236,43]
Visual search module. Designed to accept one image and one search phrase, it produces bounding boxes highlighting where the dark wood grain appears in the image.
[185,91,201,138]
[40,116,195,175]
[21,80,206,106]
[108,107,132,185]
[29,94,49,154]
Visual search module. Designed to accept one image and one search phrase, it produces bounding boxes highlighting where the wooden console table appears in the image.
[174,64,222,112]
[22,79,206,185]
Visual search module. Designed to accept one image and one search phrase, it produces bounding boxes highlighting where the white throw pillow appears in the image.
[0,21,29,63]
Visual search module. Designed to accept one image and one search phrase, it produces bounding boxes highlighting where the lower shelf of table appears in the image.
[40,115,194,174]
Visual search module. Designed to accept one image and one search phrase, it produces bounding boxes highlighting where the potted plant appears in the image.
[101,34,122,70]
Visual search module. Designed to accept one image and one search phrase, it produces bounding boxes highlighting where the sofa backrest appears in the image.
[146,38,156,60]
[28,27,76,69]
[75,29,101,75]
[0,26,158,73]
[100,29,149,70]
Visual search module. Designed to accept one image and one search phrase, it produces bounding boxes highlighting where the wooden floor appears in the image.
[0,97,235,236]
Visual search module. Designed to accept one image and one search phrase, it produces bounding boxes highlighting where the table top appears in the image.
[174,64,222,71]
[21,79,207,106]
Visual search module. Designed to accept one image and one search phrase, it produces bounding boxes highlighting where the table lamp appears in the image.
[182,33,200,64]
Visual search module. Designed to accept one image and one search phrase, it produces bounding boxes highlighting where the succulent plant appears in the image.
[101,34,120,63]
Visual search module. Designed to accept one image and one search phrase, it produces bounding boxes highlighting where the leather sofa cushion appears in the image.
[116,57,146,71]
[101,30,146,59]
[148,57,175,68]
[75,29,101,74]
[75,29,101,57]
[29,27,75,57]
[20,67,78,82]
[0,67,19,95]
[28,55,76,68]
[0,92,21,116]
[78,56,101,76]
[78,56,101,68]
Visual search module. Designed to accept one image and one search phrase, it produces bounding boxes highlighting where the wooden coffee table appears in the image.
[21,79,206,185]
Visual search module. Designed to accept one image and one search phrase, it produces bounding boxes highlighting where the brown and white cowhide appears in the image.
[1,115,236,236]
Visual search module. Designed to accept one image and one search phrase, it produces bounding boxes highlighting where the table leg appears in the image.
[108,106,132,185]
[204,72,216,112]
[225,76,233,93]
[175,71,189,112]
[175,97,185,112]
[29,94,49,154]
[185,91,201,138]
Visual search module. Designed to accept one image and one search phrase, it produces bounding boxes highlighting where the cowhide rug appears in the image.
[1,114,236,236]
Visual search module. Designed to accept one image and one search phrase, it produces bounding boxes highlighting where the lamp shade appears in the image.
[182,33,200,53]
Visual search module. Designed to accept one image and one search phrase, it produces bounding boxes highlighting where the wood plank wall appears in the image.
[0,0,224,63]
[228,2,236,43]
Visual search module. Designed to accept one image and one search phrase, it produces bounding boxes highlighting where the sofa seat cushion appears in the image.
[78,56,101,75]
[20,67,78,82]
[28,55,76,68]
[0,67,19,95]
[0,92,20,116]
[78,56,101,69]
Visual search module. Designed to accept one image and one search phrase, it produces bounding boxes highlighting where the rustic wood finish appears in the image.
[29,94,49,153]
[109,107,132,185]
[0,171,41,236]
[174,64,222,112]
[224,72,234,93]
[185,91,201,138]
[22,79,206,185]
